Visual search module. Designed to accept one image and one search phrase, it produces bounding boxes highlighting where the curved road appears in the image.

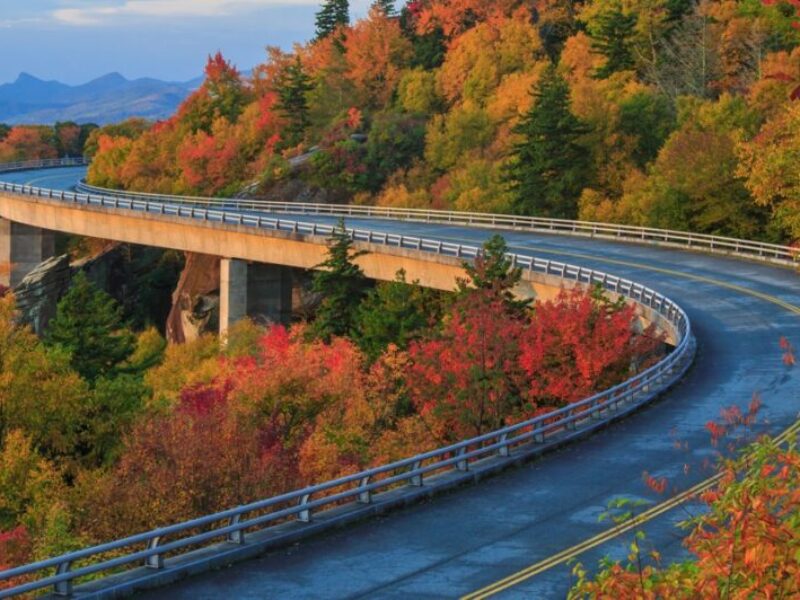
[4,168,799,599]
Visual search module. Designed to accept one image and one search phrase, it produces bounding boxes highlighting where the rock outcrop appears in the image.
[14,243,182,336]
[166,253,221,344]
[13,255,72,335]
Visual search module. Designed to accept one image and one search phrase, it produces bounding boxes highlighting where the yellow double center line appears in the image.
[462,421,800,599]
[454,240,799,598]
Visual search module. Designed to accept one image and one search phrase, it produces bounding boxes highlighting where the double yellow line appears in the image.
[463,420,800,599]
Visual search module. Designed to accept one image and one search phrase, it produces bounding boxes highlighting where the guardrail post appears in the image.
[456,447,468,471]
[410,460,423,486]
[358,476,372,504]
[297,493,312,523]
[227,514,245,545]
[565,411,577,430]
[497,433,511,457]
[54,560,73,597]
[145,536,164,569]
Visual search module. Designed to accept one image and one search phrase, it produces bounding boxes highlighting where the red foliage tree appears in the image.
[0,526,32,591]
[407,289,526,443]
[519,288,661,407]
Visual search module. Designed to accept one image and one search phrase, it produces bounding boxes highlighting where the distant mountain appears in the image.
[0,72,204,125]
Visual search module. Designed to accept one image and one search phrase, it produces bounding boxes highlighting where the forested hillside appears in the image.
[86,0,800,244]
[2,1,799,594]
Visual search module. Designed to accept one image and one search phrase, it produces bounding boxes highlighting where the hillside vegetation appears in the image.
[86,0,800,244]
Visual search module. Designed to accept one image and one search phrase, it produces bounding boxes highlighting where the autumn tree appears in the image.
[0,295,87,464]
[204,52,249,124]
[53,122,82,157]
[176,118,246,196]
[80,383,294,540]
[315,0,350,41]
[0,430,78,573]
[45,272,135,383]
[506,65,591,218]
[518,288,660,407]
[309,220,369,341]
[407,289,526,443]
[0,127,57,163]
[737,100,800,242]
[344,7,413,106]
[571,437,800,597]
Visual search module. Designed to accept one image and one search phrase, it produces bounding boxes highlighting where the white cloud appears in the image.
[52,0,318,26]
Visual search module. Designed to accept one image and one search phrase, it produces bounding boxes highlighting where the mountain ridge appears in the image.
[0,72,203,125]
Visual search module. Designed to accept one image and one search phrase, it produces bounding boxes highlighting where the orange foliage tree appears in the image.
[571,437,800,599]
[344,7,413,107]
[0,127,58,163]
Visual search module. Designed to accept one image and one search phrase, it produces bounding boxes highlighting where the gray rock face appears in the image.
[14,243,181,337]
[13,254,71,335]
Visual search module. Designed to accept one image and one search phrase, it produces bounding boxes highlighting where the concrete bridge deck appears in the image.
[0,167,797,599]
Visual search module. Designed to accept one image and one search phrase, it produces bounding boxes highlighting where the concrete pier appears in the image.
[0,218,54,288]
[219,260,293,336]
[247,263,293,325]
[219,258,248,337]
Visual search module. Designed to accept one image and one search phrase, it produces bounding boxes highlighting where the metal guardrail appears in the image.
[0,159,697,598]
[0,157,89,173]
[74,181,798,267]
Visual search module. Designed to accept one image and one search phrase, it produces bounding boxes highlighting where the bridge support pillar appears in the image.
[0,218,55,288]
[219,258,248,338]
[247,263,293,325]
[219,260,293,337]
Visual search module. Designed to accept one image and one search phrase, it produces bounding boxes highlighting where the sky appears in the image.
[0,0,375,85]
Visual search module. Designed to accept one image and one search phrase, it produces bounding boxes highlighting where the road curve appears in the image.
[5,167,800,599]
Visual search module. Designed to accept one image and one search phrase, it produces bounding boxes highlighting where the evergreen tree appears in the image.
[371,0,395,16]
[315,0,350,41]
[456,235,531,316]
[506,66,591,219]
[354,270,441,361]
[588,7,638,79]
[45,272,135,383]
[276,57,313,147]
[310,219,369,341]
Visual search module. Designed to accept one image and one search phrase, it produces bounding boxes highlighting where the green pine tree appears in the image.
[506,65,591,219]
[45,271,135,383]
[315,0,350,41]
[276,57,313,147]
[310,219,369,341]
[371,0,395,16]
[456,235,531,316]
[354,269,442,361]
[588,7,638,79]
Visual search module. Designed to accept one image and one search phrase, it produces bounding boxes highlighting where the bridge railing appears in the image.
[0,157,89,173]
[2,158,794,265]
[74,181,797,266]
[0,165,694,598]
